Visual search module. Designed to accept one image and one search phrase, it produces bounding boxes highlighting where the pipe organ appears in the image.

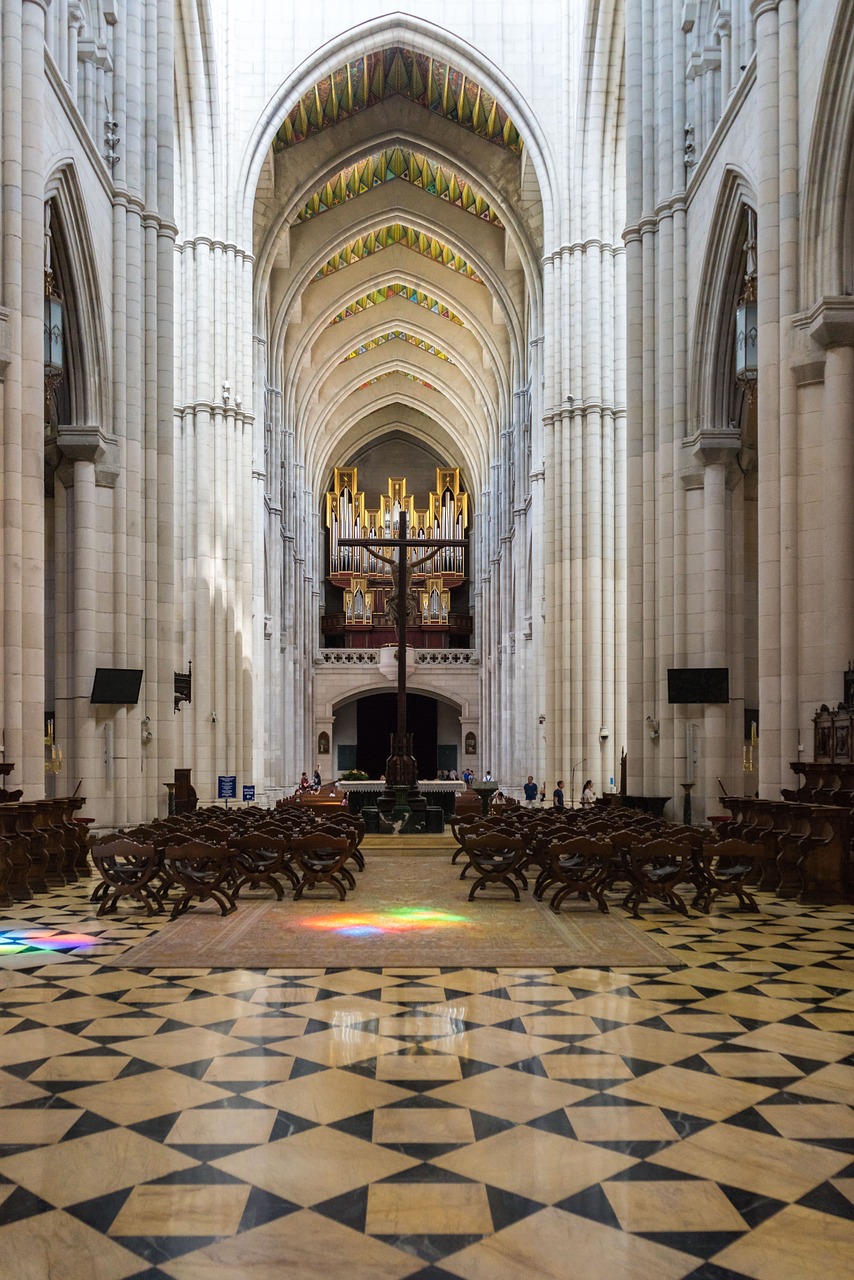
[324,468,471,647]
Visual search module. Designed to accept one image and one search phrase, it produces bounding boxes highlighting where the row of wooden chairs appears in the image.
[450,808,771,917]
[91,805,367,918]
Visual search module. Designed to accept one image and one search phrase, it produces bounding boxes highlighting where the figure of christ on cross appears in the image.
[338,512,466,796]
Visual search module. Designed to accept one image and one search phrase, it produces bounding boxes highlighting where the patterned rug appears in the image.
[112,855,678,969]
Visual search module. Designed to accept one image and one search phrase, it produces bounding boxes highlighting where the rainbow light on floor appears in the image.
[301,906,470,937]
[0,930,98,954]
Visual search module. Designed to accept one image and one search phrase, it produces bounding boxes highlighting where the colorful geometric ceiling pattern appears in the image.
[275,48,523,154]
[315,225,483,282]
[329,284,465,327]
[342,331,453,363]
[295,148,503,225]
[357,370,437,392]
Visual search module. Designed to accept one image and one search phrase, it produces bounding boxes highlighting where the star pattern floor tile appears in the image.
[0,876,853,1277]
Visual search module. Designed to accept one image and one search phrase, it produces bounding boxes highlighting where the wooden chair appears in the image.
[161,840,239,918]
[90,838,165,917]
[287,830,356,901]
[621,837,693,917]
[694,838,773,912]
[533,834,610,914]
[318,812,367,871]
[458,830,527,901]
[227,831,299,900]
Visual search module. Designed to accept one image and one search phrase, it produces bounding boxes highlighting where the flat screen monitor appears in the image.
[667,667,729,704]
[90,668,144,705]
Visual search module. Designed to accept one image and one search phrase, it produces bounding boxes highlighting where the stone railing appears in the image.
[315,648,478,667]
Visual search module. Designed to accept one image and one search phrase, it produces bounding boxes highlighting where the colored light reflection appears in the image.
[302,906,470,937]
[0,930,97,954]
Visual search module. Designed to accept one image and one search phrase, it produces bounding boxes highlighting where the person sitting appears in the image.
[298,771,311,792]
[448,768,459,780]
[483,769,494,782]
[312,765,321,789]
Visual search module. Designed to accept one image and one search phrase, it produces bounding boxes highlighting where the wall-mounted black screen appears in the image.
[90,668,144,704]
[667,667,729,704]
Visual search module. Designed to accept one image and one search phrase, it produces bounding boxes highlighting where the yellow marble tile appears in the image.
[783,966,854,989]
[300,971,406,993]
[0,1209,146,1280]
[660,1013,746,1034]
[541,1051,633,1080]
[753,982,832,999]
[501,983,583,1000]
[574,1025,718,1065]
[712,1202,854,1280]
[81,1016,166,1037]
[228,1014,308,1039]
[783,1064,854,1105]
[249,985,319,1004]
[118,986,198,1004]
[161,1209,421,1280]
[373,1106,475,1145]
[111,1027,255,1066]
[378,984,447,1002]
[534,969,632,992]
[431,1128,635,1202]
[173,971,272,995]
[648,1121,850,1201]
[0,1027,99,1065]
[800,1011,854,1031]
[603,1178,747,1232]
[0,1068,50,1106]
[436,969,523,993]
[61,970,156,994]
[689,993,810,1023]
[165,1106,277,1145]
[440,1206,697,1280]
[426,1026,563,1066]
[212,1127,418,1206]
[375,1052,463,1081]
[550,995,678,1024]
[430,1065,592,1122]
[0,1126,198,1207]
[148,994,263,1026]
[832,1177,854,1207]
[755,1102,854,1139]
[366,1180,492,1234]
[0,985,63,1004]
[664,968,755,991]
[202,1054,294,1083]
[0,1107,82,1144]
[302,995,409,1024]
[628,984,702,1000]
[109,1181,250,1236]
[263,1027,408,1067]
[728,1022,854,1063]
[376,1013,465,1037]
[66,1067,231,1124]
[607,1065,775,1119]
[29,1053,130,1081]
[520,1013,601,1036]
[422,994,544,1025]
[246,1067,411,1123]
[567,1104,678,1141]
[700,1050,804,1079]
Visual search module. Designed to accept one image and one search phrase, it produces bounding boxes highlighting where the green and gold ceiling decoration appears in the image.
[329,284,465,327]
[342,331,453,363]
[296,148,503,224]
[357,370,437,392]
[315,225,483,282]
[275,48,523,154]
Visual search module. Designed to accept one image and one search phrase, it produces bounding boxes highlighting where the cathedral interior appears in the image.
[1,1,853,1275]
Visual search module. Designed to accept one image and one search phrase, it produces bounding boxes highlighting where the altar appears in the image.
[340,779,464,819]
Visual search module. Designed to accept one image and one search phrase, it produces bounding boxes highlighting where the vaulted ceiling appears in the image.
[254,45,543,504]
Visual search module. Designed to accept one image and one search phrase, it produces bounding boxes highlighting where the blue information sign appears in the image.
[242,785,255,802]
[217,775,237,800]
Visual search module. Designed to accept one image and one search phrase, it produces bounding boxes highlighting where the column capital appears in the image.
[807,296,854,349]
[23,0,52,11]
[750,0,781,21]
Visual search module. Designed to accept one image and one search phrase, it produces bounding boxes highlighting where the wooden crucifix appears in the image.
[338,511,466,789]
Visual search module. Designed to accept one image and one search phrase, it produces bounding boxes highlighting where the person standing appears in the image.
[580,778,597,808]
[553,780,565,808]
[523,775,539,805]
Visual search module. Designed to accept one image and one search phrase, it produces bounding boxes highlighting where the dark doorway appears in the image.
[356,693,438,779]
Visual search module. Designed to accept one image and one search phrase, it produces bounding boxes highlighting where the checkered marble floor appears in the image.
[1,881,853,1279]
